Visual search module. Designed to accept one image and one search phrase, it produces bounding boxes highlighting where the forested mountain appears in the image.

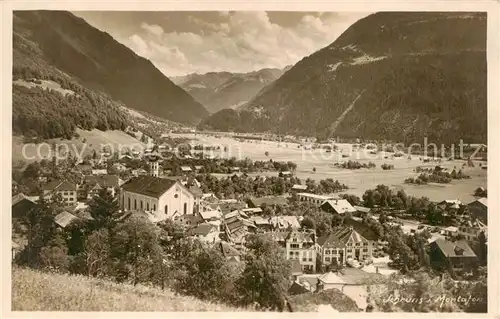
[13,10,208,140]
[200,12,487,144]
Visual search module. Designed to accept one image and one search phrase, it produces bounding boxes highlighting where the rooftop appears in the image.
[42,180,77,192]
[433,239,477,258]
[248,196,288,207]
[122,176,178,198]
[269,215,300,229]
[192,223,217,236]
[84,175,120,188]
[297,192,334,200]
[321,199,356,214]
[317,227,368,248]
[199,210,222,221]
[54,211,79,228]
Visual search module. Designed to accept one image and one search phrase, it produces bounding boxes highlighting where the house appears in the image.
[250,216,273,231]
[442,226,458,237]
[112,163,128,172]
[291,184,308,192]
[353,206,371,216]
[191,223,219,243]
[12,193,38,219]
[42,180,78,206]
[269,215,300,230]
[75,164,93,175]
[241,207,263,215]
[119,154,133,161]
[467,198,487,224]
[202,193,218,201]
[199,210,223,223]
[81,175,121,199]
[194,165,203,172]
[288,275,317,295]
[218,201,248,214]
[229,166,240,173]
[199,210,223,229]
[285,230,317,273]
[54,211,79,228]
[120,176,195,221]
[429,239,478,272]
[279,171,292,177]
[91,169,108,175]
[215,241,241,262]
[316,226,375,265]
[174,214,202,228]
[131,168,148,177]
[224,215,256,251]
[188,185,203,212]
[321,199,356,215]
[297,193,335,205]
[180,166,192,174]
[456,220,487,241]
[247,196,288,208]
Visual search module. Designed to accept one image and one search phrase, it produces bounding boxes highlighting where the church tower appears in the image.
[146,151,161,177]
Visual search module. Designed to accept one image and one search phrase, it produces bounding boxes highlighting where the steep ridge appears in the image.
[13,11,208,126]
[200,12,487,144]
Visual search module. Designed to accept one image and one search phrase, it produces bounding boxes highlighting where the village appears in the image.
[11,130,488,312]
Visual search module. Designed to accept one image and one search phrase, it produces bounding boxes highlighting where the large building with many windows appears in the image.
[42,180,78,206]
[271,229,317,273]
[316,226,374,265]
[120,176,195,221]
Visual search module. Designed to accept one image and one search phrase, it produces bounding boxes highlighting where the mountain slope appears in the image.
[200,12,487,144]
[13,11,208,126]
[173,67,290,114]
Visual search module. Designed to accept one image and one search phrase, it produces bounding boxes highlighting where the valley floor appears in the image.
[177,133,487,203]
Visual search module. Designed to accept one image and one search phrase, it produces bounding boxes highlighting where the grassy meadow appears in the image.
[11,267,243,311]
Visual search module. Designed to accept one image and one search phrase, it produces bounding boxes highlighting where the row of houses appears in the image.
[23,174,124,206]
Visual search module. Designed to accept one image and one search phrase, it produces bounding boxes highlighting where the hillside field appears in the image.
[12,128,145,164]
[11,267,244,311]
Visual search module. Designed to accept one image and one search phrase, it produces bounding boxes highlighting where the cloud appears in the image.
[140,22,164,36]
[118,12,370,76]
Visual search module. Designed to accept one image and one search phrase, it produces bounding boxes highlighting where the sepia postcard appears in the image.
[1,0,499,318]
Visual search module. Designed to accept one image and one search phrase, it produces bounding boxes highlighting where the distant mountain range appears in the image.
[13,10,208,136]
[199,12,487,144]
[171,67,291,114]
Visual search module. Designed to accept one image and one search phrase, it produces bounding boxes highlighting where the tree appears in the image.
[87,189,123,232]
[39,233,70,272]
[327,257,344,273]
[22,162,41,180]
[264,151,269,157]
[108,215,161,285]
[312,167,316,173]
[300,217,315,230]
[174,239,236,303]
[16,194,57,268]
[477,231,487,265]
[237,235,291,310]
[379,211,389,224]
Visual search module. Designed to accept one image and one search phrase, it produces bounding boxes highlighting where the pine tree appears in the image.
[87,189,123,232]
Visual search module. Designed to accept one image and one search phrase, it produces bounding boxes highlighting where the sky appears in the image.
[73,11,371,77]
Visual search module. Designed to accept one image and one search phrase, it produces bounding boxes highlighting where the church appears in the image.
[119,151,195,220]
